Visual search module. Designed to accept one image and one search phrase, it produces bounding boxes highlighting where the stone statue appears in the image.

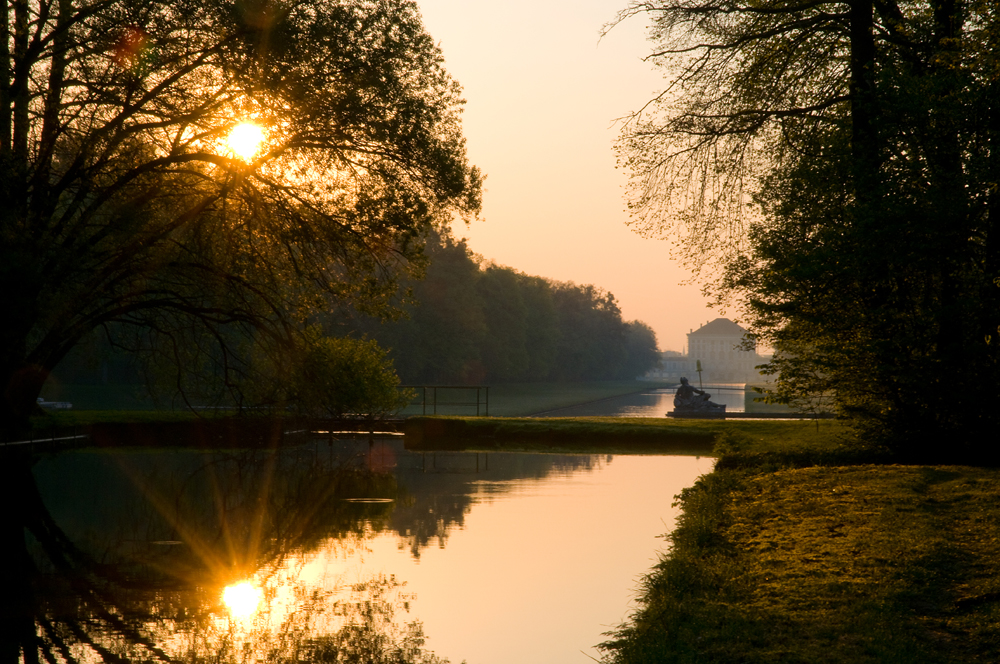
[673,377,726,414]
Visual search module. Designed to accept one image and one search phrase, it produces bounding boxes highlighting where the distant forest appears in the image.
[51,233,662,396]
[346,233,661,385]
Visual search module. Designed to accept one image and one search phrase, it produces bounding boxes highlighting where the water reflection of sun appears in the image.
[222,581,262,618]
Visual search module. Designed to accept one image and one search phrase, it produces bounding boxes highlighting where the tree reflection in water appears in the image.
[387,450,607,558]
[0,445,458,664]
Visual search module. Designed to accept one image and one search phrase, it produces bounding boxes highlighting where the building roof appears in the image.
[688,317,748,338]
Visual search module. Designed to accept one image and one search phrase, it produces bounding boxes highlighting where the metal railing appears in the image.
[399,385,489,416]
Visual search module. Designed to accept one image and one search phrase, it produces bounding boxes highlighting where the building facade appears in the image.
[686,318,760,383]
[641,318,764,384]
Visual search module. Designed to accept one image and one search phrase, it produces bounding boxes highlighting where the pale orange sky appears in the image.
[416,0,722,352]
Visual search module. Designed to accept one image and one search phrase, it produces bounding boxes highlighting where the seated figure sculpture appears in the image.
[673,377,726,414]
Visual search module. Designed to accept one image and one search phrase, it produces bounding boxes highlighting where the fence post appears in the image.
[406,385,491,416]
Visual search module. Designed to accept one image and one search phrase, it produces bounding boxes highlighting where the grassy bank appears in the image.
[601,438,1000,663]
[403,416,847,455]
[38,382,160,410]
[32,409,205,430]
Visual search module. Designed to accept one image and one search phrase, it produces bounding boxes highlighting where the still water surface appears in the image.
[21,440,713,664]
[540,385,746,417]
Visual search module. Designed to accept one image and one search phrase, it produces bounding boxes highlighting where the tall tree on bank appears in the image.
[0,0,481,438]
[611,0,999,458]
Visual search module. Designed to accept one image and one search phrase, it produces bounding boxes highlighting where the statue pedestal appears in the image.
[668,405,727,419]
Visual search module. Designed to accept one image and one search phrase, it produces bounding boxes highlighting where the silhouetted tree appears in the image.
[549,283,627,381]
[350,233,661,383]
[377,234,487,383]
[0,0,481,438]
[621,321,660,380]
[477,265,530,381]
[613,0,999,456]
[517,274,560,380]
[254,328,410,418]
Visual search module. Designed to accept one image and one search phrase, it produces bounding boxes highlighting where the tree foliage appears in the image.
[350,233,661,384]
[249,327,409,419]
[0,0,481,436]
[613,0,999,457]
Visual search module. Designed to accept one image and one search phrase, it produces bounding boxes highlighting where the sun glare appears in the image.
[225,122,266,161]
[223,581,262,618]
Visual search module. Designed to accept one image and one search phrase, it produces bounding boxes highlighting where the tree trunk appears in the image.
[0,0,10,155]
[1,360,47,442]
[849,0,879,200]
[0,453,41,664]
[926,0,970,431]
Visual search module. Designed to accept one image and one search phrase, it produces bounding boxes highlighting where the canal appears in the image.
[14,438,713,664]
[535,385,747,417]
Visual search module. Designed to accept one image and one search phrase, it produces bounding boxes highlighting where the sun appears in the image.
[225,122,266,162]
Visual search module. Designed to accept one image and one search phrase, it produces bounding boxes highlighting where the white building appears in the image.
[687,318,761,383]
[641,318,764,384]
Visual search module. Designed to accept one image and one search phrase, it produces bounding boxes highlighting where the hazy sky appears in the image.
[415,0,721,353]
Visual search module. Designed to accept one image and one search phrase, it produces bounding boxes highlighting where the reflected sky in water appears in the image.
[13,439,712,664]
[322,449,713,663]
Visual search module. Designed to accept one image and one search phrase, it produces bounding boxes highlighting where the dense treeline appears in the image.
[47,231,661,409]
[348,233,660,384]
[613,0,1000,456]
[46,232,660,408]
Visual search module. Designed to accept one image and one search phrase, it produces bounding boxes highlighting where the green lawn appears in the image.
[28,408,226,441]
[601,447,1000,663]
[402,415,850,456]
[398,380,674,417]
[35,380,670,426]
[38,382,159,410]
